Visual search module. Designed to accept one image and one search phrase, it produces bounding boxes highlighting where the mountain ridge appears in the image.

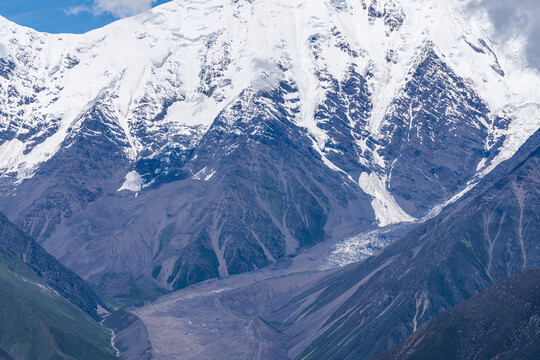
[0,0,538,299]
[0,211,107,319]
[265,127,540,359]
[0,210,116,359]
[370,268,540,360]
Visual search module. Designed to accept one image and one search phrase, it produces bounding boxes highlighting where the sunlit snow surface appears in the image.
[118,170,144,192]
[0,0,539,226]
[358,172,414,226]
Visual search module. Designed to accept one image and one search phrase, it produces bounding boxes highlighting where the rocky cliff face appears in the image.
[266,129,540,359]
[0,211,106,319]
[0,211,116,359]
[0,0,538,299]
[371,268,540,360]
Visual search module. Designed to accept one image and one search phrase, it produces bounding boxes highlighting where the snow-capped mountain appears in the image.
[0,0,538,298]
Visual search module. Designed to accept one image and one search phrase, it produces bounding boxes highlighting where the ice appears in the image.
[118,171,144,192]
[0,0,538,227]
[359,172,415,227]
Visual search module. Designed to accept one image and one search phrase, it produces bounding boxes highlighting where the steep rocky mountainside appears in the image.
[128,128,540,360]
[264,128,540,359]
[102,310,153,360]
[0,0,538,299]
[0,211,106,319]
[371,268,540,360]
[0,213,115,359]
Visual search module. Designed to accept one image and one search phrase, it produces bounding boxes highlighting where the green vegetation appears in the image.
[0,249,116,360]
[92,271,167,307]
[157,225,175,255]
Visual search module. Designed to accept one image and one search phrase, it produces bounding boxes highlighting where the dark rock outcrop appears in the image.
[266,129,540,359]
[371,269,540,360]
[0,211,106,319]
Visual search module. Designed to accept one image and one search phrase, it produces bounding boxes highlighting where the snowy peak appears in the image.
[0,0,537,183]
[0,0,539,296]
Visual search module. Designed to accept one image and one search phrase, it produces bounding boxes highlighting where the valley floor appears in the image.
[131,224,413,359]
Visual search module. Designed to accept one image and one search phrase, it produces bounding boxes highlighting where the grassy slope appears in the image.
[0,248,116,360]
[0,212,106,320]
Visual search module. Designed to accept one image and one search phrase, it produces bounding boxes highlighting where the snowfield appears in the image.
[0,0,538,226]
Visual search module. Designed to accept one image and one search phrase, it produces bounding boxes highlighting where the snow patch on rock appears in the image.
[118,171,144,192]
[0,139,26,173]
[359,172,415,226]
[480,104,540,177]
[0,43,7,58]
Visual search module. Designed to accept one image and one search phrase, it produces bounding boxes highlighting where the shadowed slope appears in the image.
[371,268,540,360]
[265,129,540,359]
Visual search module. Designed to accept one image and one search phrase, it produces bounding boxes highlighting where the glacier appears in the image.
[0,0,539,299]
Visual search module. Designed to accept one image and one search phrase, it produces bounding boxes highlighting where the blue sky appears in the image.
[0,0,172,34]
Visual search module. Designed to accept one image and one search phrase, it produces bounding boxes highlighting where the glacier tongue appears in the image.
[0,0,540,306]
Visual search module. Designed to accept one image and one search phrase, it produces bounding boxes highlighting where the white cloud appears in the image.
[68,0,157,18]
[466,0,540,71]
